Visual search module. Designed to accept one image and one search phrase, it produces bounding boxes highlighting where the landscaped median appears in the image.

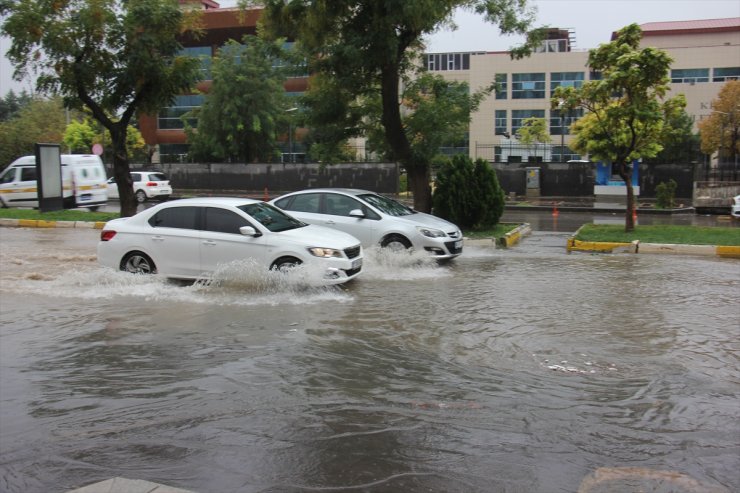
[0,217,107,229]
[0,209,116,230]
[568,224,740,258]
[464,222,532,248]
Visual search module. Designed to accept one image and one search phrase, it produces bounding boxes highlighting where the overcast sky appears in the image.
[2,0,739,95]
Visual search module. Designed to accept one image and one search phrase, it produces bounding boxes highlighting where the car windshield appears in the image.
[358,193,414,217]
[239,202,306,232]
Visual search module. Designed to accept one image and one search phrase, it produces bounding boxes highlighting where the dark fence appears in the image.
[154,162,399,194]
[491,161,595,197]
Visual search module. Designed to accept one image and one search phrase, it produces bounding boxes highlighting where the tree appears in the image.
[63,117,147,162]
[698,80,740,165]
[516,116,551,161]
[2,0,202,216]
[553,23,684,232]
[0,97,66,169]
[256,0,541,213]
[0,89,33,122]
[432,155,505,229]
[644,107,702,164]
[185,37,291,163]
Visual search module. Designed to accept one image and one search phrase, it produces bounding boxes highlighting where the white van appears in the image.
[0,154,108,210]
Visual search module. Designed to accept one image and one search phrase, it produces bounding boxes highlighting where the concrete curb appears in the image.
[0,218,105,229]
[464,222,532,248]
[567,236,740,258]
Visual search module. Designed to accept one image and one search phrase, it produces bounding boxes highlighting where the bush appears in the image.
[432,155,505,229]
[655,179,677,209]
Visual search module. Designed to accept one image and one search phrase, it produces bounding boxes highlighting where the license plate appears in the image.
[351,258,362,269]
[454,240,462,249]
[79,195,91,201]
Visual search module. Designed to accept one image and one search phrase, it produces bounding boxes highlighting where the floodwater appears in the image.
[0,225,738,493]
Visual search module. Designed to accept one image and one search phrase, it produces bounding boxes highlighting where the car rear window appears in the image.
[147,173,168,182]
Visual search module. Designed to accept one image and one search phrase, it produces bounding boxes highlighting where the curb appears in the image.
[0,218,106,229]
[566,237,740,258]
[464,223,532,248]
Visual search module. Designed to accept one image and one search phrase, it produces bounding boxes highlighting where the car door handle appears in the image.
[151,236,164,242]
[202,240,217,246]
[325,220,336,225]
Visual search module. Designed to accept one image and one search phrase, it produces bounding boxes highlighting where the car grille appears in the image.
[445,240,463,254]
[344,266,362,277]
[344,245,361,259]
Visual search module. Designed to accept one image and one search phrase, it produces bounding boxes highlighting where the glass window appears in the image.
[713,67,740,82]
[671,68,709,83]
[180,46,212,80]
[0,168,17,184]
[357,193,412,217]
[239,202,305,232]
[425,53,470,71]
[495,74,507,100]
[145,173,168,182]
[284,193,321,213]
[550,108,583,135]
[204,207,250,235]
[512,109,545,134]
[20,167,37,181]
[512,73,545,99]
[324,193,364,217]
[158,94,204,130]
[149,206,199,230]
[550,72,584,93]
[495,110,507,135]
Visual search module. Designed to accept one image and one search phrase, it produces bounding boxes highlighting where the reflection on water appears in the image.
[0,228,738,492]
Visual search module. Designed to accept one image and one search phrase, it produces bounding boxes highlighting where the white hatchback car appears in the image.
[107,171,172,203]
[97,197,363,284]
[271,188,463,259]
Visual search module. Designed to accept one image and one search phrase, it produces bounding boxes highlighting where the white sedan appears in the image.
[270,188,463,259]
[97,197,363,284]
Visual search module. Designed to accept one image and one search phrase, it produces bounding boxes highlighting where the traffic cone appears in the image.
[552,201,559,217]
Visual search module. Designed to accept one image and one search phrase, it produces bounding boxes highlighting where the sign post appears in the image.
[35,143,64,212]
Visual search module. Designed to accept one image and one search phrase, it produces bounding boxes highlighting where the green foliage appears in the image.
[432,154,505,229]
[63,119,99,154]
[185,37,291,163]
[0,97,66,168]
[552,23,683,231]
[258,0,540,212]
[575,224,740,246]
[655,179,677,209]
[516,117,551,145]
[63,117,147,162]
[2,0,202,216]
[0,89,33,122]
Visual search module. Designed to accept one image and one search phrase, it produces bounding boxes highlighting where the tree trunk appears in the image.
[617,161,636,232]
[407,163,431,212]
[110,124,137,217]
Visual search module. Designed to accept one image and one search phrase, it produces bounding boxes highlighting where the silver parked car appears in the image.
[270,188,463,259]
[107,171,172,203]
[97,197,363,284]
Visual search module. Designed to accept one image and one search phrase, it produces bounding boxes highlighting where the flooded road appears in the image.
[1,225,739,493]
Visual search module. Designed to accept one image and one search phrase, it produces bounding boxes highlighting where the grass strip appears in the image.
[0,209,119,222]
[575,224,740,246]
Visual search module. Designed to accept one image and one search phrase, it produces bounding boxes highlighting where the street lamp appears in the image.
[558,100,566,163]
[286,107,298,163]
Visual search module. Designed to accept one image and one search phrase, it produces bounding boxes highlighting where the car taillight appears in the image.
[100,230,117,241]
[146,181,158,187]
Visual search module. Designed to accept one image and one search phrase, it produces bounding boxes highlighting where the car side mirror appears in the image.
[239,226,261,237]
[349,209,365,218]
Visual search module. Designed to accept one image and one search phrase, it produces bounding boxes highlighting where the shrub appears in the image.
[655,179,677,209]
[432,154,505,229]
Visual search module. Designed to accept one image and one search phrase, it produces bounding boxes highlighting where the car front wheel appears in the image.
[270,256,302,272]
[381,234,412,251]
[121,251,156,274]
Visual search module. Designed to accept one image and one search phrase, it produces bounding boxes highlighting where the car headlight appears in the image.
[416,226,446,238]
[308,247,344,258]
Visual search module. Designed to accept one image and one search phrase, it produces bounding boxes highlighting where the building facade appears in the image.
[426,18,740,164]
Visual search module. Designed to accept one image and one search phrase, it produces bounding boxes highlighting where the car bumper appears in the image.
[323,256,363,284]
[419,237,463,259]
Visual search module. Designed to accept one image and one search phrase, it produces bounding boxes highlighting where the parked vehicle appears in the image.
[107,171,172,203]
[732,195,740,219]
[0,154,108,210]
[97,197,363,284]
[270,188,463,259]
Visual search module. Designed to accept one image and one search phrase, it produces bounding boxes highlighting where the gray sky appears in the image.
[2,0,739,95]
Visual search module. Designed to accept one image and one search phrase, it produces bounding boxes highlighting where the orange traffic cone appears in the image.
[552,201,559,217]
